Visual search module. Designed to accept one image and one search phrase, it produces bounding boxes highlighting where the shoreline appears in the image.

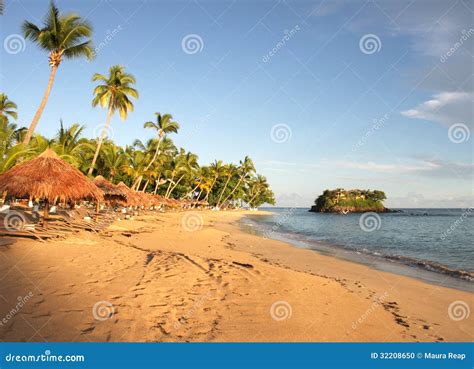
[0,210,472,342]
[240,213,473,292]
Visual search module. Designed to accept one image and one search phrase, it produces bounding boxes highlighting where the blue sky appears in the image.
[1,0,473,207]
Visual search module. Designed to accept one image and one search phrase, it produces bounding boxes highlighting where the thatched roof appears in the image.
[154,194,167,205]
[0,149,103,202]
[93,176,126,198]
[166,198,181,208]
[116,182,141,206]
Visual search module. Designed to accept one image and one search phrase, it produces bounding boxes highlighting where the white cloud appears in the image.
[386,193,474,208]
[332,158,473,178]
[401,91,473,127]
[332,160,433,173]
[309,0,348,17]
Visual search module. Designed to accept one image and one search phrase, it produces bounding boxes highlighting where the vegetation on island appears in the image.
[0,2,275,209]
[310,189,388,213]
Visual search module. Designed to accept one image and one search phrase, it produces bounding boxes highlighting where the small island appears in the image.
[310,188,390,213]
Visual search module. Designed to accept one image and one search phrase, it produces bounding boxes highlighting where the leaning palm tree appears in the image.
[165,151,199,198]
[88,65,138,175]
[100,144,126,182]
[0,120,30,172]
[144,113,179,169]
[132,113,179,190]
[203,160,224,202]
[246,175,268,207]
[215,163,237,207]
[220,156,255,207]
[22,1,94,145]
[0,93,18,124]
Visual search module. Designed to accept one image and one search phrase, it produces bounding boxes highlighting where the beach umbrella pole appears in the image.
[43,201,50,228]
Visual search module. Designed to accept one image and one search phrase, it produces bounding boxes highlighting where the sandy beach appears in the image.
[0,210,472,342]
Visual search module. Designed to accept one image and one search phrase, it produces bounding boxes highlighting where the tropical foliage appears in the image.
[1,1,274,209]
[312,189,386,213]
[0,99,274,208]
[22,1,93,145]
[88,65,138,175]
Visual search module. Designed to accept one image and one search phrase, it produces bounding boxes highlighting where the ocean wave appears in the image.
[242,213,474,284]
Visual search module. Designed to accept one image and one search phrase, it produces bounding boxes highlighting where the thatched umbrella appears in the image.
[153,194,167,206]
[116,182,140,206]
[0,149,103,224]
[93,176,127,204]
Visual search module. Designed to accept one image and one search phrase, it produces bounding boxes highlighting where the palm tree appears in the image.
[122,146,147,187]
[100,144,126,182]
[165,150,199,198]
[221,156,255,207]
[0,93,18,124]
[88,65,138,175]
[151,138,177,193]
[50,120,89,165]
[0,120,30,172]
[22,1,94,145]
[143,113,179,170]
[216,163,237,208]
[54,120,85,150]
[246,175,268,207]
[203,160,224,202]
[133,113,179,190]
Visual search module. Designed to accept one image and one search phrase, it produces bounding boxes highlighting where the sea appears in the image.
[241,208,474,292]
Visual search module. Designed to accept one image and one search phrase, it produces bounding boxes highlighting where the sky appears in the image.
[1,0,473,208]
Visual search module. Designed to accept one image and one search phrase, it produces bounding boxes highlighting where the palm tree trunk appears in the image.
[23,65,58,145]
[221,176,243,207]
[166,174,184,198]
[165,173,176,198]
[188,182,202,206]
[189,181,201,198]
[131,175,142,190]
[204,177,218,202]
[204,176,218,200]
[248,191,260,207]
[137,134,163,190]
[144,135,162,172]
[88,106,113,176]
[216,175,232,208]
[141,179,149,192]
[153,174,161,195]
